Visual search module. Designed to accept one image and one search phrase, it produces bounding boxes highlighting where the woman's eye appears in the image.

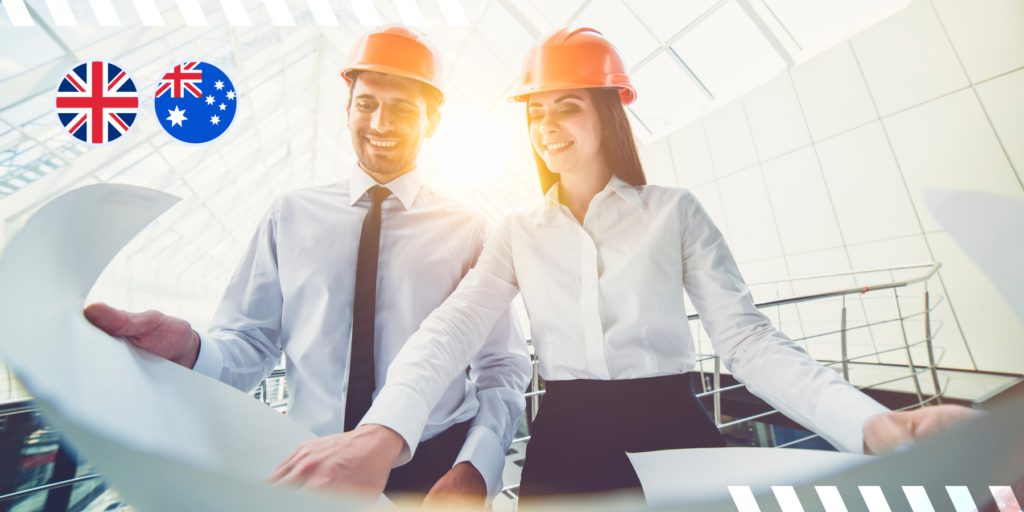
[528,111,544,121]
[559,107,579,116]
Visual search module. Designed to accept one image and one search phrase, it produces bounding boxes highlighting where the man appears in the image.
[83,25,531,507]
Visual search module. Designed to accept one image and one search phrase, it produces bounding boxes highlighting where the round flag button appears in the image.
[55,60,140,146]
[154,61,238,145]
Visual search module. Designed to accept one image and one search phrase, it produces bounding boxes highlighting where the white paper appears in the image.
[627,447,872,506]
[0,184,390,511]
[924,188,1024,323]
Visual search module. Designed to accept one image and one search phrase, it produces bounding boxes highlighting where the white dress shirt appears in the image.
[191,166,532,500]
[362,174,890,460]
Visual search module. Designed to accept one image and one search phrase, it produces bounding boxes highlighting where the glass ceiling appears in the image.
[0,0,910,329]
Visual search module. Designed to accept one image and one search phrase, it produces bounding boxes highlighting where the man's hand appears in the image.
[268,424,404,500]
[83,303,200,368]
[863,404,978,455]
[423,462,486,508]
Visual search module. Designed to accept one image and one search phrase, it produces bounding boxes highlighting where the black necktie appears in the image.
[345,185,391,432]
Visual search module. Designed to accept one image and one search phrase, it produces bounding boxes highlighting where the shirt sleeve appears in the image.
[453,219,531,504]
[678,190,890,453]
[360,214,523,468]
[191,200,285,393]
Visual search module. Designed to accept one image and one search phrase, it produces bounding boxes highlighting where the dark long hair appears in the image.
[529,87,647,194]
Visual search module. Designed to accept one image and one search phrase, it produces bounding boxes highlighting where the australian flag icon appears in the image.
[155,61,238,144]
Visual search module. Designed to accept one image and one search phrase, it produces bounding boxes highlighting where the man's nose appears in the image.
[370,106,394,134]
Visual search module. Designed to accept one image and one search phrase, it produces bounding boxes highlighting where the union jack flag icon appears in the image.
[155,62,202,98]
[55,61,140,145]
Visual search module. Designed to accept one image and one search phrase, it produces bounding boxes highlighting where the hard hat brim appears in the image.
[506,76,637,106]
[340,64,446,107]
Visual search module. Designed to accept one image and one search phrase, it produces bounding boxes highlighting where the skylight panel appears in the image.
[525,0,586,27]
[476,1,536,72]
[628,0,720,42]
[349,0,380,25]
[763,0,894,50]
[573,0,660,70]
[0,25,65,82]
[392,0,425,26]
[671,0,787,101]
[449,33,516,108]
[628,51,710,135]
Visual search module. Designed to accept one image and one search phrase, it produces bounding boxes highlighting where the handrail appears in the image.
[745,261,938,286]
[0,474,102,503]
[686,262,942,320]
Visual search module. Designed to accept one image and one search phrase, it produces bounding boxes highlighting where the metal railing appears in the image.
[500,262,949,498]
[0,262,951,504]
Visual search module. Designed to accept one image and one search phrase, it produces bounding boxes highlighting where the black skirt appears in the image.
[518,373,727,504]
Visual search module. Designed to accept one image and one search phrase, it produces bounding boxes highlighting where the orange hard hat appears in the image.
[507,27,636,105]
[341,25,445,106]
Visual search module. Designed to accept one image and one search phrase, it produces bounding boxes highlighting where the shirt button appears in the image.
[586,282,594,291]
[590,334,598,342]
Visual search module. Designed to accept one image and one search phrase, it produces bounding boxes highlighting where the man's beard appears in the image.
[352,130,417,176]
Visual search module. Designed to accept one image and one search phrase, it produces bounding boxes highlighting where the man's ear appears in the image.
[424,109,441,139]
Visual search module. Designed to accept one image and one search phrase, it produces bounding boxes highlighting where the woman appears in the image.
[276,27,975,503]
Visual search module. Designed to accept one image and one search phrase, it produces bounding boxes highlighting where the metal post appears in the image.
[892,288,924,403]
[531,358,540,422]
[841,301,849,382]
[260,380,268,404]
[713,355,721,426]
[924,291,942,404]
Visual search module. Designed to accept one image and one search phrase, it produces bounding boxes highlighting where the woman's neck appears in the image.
[558,162,613,224]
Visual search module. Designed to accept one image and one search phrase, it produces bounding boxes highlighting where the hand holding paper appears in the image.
[862,404,979,454]
[83,303,201,369]
[268,424,403,499]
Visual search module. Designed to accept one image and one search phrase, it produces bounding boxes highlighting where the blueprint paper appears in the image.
[0,184,388,511]
[627,447,872,506]
[924,189,1024,324]
[620,399,1024,512]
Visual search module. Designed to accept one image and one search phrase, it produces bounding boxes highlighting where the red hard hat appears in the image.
[341,25,446,106]
[507,27,636,105]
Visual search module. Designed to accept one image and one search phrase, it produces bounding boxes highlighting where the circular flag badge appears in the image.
[154,61,238,145]
[55,60,140,146]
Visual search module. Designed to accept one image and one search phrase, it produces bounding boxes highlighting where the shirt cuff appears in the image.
[454,426,506,506]
[817,386,891,453]
[358,385,431,466]
[192,331,224,380]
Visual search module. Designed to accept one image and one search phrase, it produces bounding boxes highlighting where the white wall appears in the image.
[641,0,1024,374]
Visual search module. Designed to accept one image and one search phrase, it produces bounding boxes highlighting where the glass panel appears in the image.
[0,22,65,81]
[574,0,661,69]
[525,0,586,27]
[629,0,720,42]
[629,51,710,134]
[475,1,536,71]
[671,0,787,101]
[764,0,894,50]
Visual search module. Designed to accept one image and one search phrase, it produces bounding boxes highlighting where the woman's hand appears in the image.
[267,424,404,500]
[862,404,978,455]
[423,462,486,508]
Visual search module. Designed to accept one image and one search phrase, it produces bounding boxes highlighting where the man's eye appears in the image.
[356,102,376,112]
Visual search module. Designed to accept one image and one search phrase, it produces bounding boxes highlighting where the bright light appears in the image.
[428,111,518,185]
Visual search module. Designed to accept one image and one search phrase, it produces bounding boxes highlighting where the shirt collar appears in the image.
[348,164,425,210]
[536,174,645,226]
[607,174,645,213]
